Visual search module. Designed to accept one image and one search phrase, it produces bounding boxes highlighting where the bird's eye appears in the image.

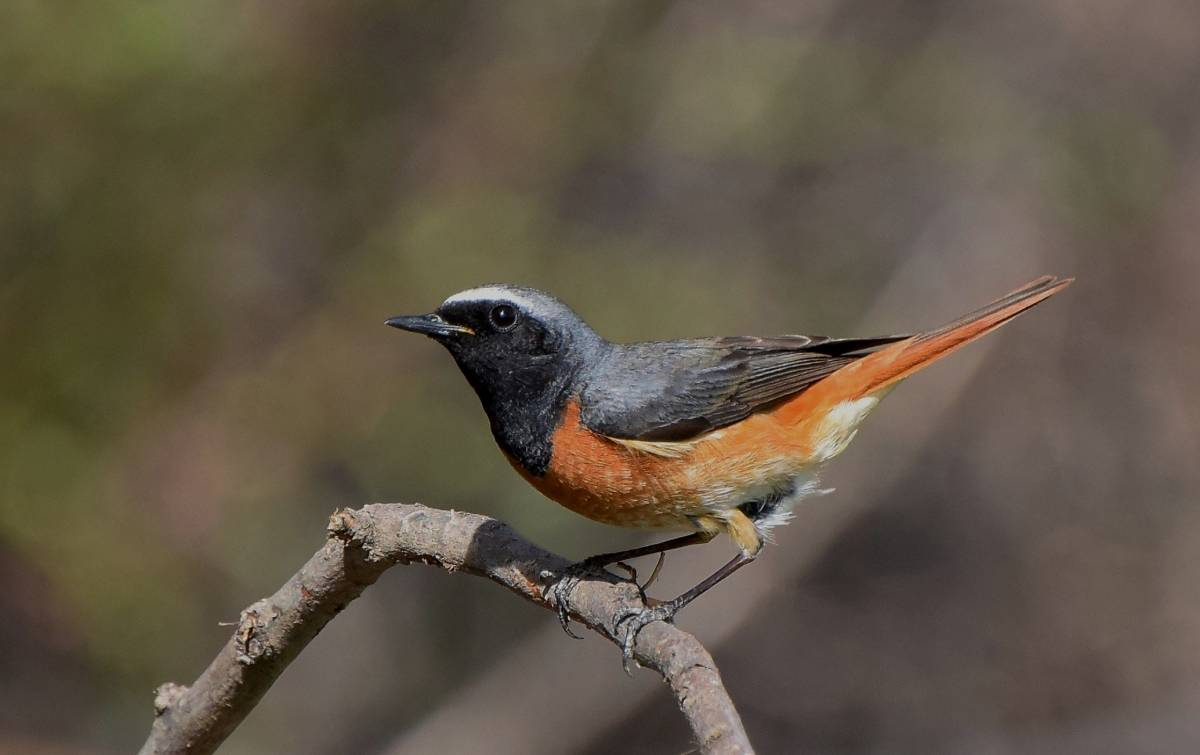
[489,304,517,330]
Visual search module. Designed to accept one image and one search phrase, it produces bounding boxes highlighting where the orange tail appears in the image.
[780,275,1073,421]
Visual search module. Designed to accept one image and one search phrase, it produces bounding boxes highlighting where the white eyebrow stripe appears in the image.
[442,286,541,310]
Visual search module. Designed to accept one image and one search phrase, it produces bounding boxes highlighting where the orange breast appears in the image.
[506,398,835,530]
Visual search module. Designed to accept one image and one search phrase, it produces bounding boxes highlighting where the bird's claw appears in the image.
[544,554,679,668]
[544,570,587,639]
[614,600,679,675]
[542,558,638,639]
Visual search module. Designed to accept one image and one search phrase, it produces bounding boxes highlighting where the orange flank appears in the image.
[507,398,795,551]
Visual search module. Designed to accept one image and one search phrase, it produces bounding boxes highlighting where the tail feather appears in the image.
[913,275,1063,346]
[778,275,1073,422]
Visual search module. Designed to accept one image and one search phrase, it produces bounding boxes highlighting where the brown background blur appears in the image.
[4,1,1199,753]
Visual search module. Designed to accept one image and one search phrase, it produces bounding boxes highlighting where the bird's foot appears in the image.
[541,557,638,639]
[613,598,680,675]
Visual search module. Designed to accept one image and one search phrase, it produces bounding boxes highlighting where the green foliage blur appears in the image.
[3,1,1198,753]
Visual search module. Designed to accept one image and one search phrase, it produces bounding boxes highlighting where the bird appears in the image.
[386,275,1072,666]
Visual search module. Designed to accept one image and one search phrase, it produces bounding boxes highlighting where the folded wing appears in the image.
[579,333,909,442]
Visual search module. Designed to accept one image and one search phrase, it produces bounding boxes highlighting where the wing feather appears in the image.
[580,333,908,443]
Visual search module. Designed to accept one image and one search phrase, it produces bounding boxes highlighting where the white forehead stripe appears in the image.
[442,286,546,312]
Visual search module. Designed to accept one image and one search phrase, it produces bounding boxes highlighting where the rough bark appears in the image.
[140,503,753,754]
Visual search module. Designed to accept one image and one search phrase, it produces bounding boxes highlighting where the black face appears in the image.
[387,287,605,475]
[434,298,564,369]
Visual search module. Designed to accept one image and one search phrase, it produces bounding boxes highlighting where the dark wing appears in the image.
[578,333,909,442]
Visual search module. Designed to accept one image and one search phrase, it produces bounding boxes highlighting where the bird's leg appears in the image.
[543,531,715,639]
[614,551,758,674]
[640,552,667,594]
[580,532,716,602]
[581,530,715,571]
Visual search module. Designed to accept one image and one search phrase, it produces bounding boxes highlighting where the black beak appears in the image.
[385,313,474,338]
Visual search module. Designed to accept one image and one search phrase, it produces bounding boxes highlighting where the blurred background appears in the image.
[3,1,1199,752]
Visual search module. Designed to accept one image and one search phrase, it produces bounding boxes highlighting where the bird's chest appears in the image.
[505,400,805,529]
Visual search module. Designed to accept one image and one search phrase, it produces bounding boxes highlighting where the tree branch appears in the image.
[139,503,753,754]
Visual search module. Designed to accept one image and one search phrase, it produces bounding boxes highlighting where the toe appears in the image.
[615,604,678,674]
[544,570,592,639]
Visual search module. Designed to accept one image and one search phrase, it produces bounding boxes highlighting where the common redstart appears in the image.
[387,275,1072,664]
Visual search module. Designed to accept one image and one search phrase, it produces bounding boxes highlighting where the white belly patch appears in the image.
[811,396,880,463]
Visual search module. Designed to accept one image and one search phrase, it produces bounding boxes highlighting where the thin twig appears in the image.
[139,503,753,754]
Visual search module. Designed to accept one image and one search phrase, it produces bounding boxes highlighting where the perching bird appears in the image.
[386,275,1072,665]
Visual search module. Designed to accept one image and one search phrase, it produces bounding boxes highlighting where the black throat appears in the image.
[451,356,578,476]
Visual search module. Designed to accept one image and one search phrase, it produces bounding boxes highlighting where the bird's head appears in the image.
[387,284,604,401]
